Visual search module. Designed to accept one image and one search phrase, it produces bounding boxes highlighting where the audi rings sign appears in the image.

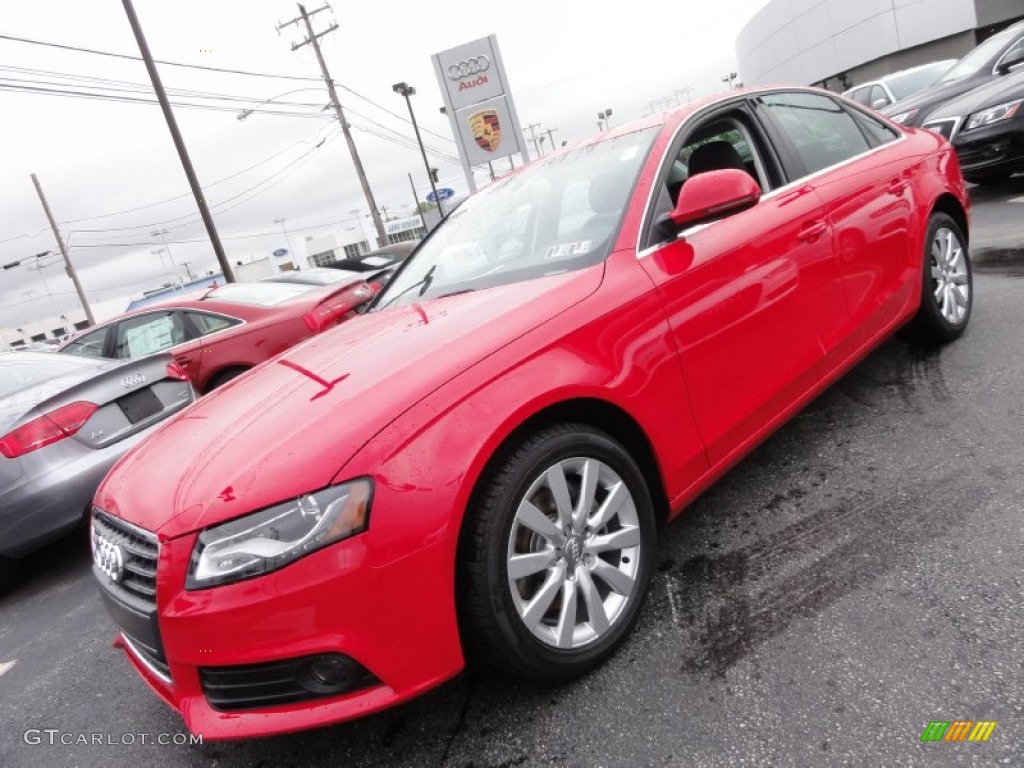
[433,35,528,190]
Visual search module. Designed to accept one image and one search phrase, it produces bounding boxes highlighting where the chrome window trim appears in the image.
[121,633,172,685]
[991,33,1024,76]
[636,88,908,261]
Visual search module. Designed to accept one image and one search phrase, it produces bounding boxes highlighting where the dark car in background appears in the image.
[923,68,1024,183]
[324,241,420,285]
[883,20,1024,127]
[0,351,193,590]
[57,279,375,393]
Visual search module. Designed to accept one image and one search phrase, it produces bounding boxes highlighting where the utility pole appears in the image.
[408,173,428,233]
[523,122,542,156]
[120,0,235,282]
[30,174,95,325]
[182,261,196,281]
[280,5,388,249]
[545,127,559,152]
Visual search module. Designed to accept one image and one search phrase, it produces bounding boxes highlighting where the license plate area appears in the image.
[118,387,162,424]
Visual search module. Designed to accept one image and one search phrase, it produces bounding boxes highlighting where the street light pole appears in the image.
[393,82,444,222]
[151,228,182,282]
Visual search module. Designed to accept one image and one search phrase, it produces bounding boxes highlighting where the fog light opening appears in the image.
[298,653,359,694]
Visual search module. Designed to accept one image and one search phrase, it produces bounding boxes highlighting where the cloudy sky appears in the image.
[0,0,769,330]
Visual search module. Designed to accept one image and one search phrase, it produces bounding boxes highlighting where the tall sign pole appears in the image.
[120,0,235,282]
[279,5,388,249]
[30,173,95,325]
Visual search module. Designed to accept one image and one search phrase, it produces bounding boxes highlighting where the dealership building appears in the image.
[737,0,1024,91]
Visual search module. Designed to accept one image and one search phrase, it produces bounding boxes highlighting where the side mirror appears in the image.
[996,48,1024,75]
[871,97,891,110]
[667,169,761,230]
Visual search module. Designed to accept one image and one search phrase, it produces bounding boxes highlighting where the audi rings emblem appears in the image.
[93,533,125,583]
[448,55,490,80]
[121,372,146,388]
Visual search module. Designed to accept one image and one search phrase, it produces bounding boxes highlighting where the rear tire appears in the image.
[457,423,656,682]
[898,213,972,344]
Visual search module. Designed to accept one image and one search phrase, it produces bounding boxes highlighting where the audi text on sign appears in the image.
[93,86,972,739]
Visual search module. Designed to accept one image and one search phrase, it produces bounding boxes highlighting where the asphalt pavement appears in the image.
[1,183,1022,767]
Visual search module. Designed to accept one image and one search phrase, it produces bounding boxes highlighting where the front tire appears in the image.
[457,424,656,682]
[898,212,972,344]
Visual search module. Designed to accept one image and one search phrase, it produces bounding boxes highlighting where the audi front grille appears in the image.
[91,508,159,610]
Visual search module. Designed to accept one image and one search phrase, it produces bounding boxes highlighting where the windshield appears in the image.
[939,26,1020,83]
[264,269,360,286]
[374,128,658,311]
[205,282,314,306]
[887,61,953,100]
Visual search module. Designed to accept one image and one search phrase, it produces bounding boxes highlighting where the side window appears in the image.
[61,327,108,358]
[997,36,1024,71]
[850,107,900,147]
[112,312,186,359]
[758,92,872,176]
[182,311,239,336]
[643,110,777,249]
[848,87,871,106]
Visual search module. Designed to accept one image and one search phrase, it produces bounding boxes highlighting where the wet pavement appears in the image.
[1,187,1022,767]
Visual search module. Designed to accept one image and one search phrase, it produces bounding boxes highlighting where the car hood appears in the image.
[882,77,985,124]
[96,267,603,537]
[924,69,1024,121]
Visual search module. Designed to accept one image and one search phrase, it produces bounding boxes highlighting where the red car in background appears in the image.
[92,86,971,739]
[59,279,375,393]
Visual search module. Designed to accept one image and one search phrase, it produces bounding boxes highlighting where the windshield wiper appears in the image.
[374,265,436,311]
[437,289,475,299]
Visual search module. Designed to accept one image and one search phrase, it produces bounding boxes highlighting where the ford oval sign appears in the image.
[273,248,289,257]
[426,188,455,203]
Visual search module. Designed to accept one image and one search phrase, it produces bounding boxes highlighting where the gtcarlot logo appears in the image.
[23,729,202,746]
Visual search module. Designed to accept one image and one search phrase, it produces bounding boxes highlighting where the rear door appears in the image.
[638,99,849,466]
[755,92,916,352]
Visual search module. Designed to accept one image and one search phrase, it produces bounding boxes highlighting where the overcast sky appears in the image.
[0,0,769,329]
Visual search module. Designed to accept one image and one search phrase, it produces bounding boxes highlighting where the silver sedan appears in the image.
[0,351,194,589]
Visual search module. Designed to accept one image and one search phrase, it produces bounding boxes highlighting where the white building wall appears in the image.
[737,0,979,85]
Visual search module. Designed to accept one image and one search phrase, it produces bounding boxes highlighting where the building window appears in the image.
[310,250,337,267]
[74,321,90,330]
[343,242,368,259]
[30,333,46,342]
[388,226,425,244]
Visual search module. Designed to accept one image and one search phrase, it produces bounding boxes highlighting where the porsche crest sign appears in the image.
[433,35,528,187]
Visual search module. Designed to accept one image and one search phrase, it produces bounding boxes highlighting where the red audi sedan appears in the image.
[59,279,375,393]
[91,87,971,739]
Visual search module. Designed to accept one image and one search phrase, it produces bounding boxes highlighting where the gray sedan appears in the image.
[0,351,194,589]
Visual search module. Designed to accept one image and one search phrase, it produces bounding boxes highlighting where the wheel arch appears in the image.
[463,397,672,528]
[930,193,969,246]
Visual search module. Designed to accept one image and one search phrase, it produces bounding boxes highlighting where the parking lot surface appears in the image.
[1,183,1022,767]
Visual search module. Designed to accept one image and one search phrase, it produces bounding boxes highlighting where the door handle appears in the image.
[797,221,827,242]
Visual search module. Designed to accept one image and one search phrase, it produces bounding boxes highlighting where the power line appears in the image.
[0,31,322,82]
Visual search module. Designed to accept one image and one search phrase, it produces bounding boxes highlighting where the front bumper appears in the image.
[96,517,463,740]
[952,119,1024,178]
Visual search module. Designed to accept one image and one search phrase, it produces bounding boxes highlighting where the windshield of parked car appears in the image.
[0,353,100,398]
[939,26,1020,83]
[888,62,952,99]
[264,269,361,286]
[373,128,658,310]
[204,282,315,306]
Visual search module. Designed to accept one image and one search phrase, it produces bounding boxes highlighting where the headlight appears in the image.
[964,99,1022,131]
[889,109,919,125]
[187,479,373,589]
